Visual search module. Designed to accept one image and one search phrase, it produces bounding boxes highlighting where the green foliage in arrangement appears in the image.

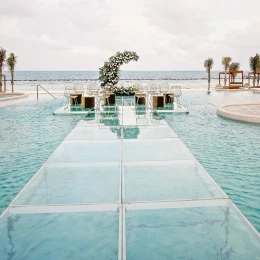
[99,51,139,88]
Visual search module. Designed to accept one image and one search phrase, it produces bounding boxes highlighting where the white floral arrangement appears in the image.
[99,51,139,89]
[104,84,135,95]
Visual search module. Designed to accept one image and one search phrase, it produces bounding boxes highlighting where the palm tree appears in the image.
[6,53,17,92]
[204,58,214,91]
[249,53,260,87]
[222,57,232,87]
[229,62,240,81]
[0,47,7,92]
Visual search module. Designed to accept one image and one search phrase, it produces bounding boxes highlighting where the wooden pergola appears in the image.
[219,70,244,89]
[247,72,260,87]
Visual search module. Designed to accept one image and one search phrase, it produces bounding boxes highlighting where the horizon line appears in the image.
[3,70,251,72]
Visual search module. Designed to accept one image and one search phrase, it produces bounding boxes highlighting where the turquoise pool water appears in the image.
[0,91,259,235]
[0,97,81,213]
[0,95,17,98]
[165,91,260,232]
[0,211,119,259]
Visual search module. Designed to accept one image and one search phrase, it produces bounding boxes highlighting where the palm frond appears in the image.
[6,53,17,71]
[204,58,214,71]
[229,62,240,71]
[249,53,260,73]
[0,47,7,67]
[222,57,232,70]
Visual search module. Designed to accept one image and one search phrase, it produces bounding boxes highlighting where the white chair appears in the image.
[86,83,99,96]
[135,84,146,107]
[160,82,169,94]
[154,83,162,95]
[64,86,77,110]
[168,85,174,104]
[169,86,182,108]
[173,86,182,108]
[74,83,84,94]
[103,89,113,105]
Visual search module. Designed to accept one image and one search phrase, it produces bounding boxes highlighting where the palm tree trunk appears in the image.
[257,74,260,86]
[208,70,210,91]
[11,71,14,92]
[253,73,256,87]
[0,66,2,92]
[224,70,227,87]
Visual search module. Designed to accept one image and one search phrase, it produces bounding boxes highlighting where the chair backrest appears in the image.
[146,83,152,92]
[87,83,99,95]
[136,83,145,93]
[150,83,157,91]
[155,83,161,93]
[64,86,75,98]
[74,83,84,93]
[160,82,169,92]
[172,86,182,97]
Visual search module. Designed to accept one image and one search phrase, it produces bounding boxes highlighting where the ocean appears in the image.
[2,71,247,92]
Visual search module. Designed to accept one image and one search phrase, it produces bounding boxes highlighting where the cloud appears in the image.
[0,0,259,70]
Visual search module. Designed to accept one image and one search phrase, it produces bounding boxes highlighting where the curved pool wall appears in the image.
[0,92,29,101]
[0,91,259,235]
[217,103,260,123]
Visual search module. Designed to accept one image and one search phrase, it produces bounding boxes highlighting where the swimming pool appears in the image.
[0,97,81,213]
[0,95,16,98]
[0,91,259,234]
[165,91,260,232]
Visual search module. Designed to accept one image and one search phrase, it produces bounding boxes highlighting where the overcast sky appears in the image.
[1,0,260,71]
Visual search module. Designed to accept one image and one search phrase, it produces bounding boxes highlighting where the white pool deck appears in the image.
[0,105,260,259]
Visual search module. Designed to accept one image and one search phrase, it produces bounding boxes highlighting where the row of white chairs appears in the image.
[134,83,182,107]
[64,83,113,109]
[64,82,182,108]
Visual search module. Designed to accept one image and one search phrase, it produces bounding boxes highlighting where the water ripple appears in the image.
[0,97,81,213]
[166,91,260,232]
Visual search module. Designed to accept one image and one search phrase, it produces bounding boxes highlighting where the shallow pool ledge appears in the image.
[0,92,29,102]
[217,103,260,123]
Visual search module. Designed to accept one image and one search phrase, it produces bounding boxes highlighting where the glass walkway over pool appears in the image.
[0,105,260,260]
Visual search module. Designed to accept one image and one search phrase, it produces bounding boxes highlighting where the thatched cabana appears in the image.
[218,70,244,89]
